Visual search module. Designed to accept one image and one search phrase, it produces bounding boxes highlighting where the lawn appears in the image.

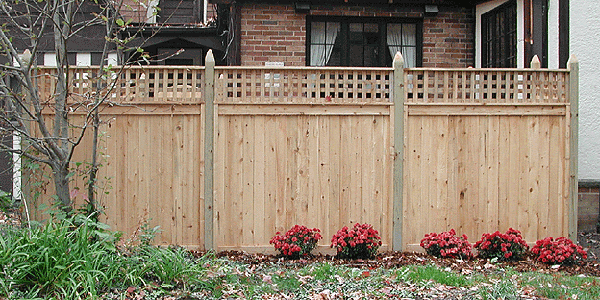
[1,212,599,299]
[91,252,600,299]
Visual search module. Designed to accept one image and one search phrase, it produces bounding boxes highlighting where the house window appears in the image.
[482,1,517,68]
[308,17,421,67]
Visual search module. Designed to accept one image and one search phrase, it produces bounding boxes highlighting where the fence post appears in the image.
[567,54,579,241]
[392,52,405,251]
[204,50,215,250]
[530,55,541,69]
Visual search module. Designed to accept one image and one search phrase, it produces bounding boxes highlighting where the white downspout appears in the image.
[12,132,21,202]
[203,0,208,23]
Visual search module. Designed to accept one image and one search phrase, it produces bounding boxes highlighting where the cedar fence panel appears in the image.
[28,52,578,252]
[212,66,394,253]
[32,66,206,248]
[401,66,573,250]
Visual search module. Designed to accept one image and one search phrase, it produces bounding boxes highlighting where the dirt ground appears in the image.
[214,232,600,277]
[578,232,600,261]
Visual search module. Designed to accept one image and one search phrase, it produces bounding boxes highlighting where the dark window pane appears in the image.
[482,1,516,68]
[349,45,363,66]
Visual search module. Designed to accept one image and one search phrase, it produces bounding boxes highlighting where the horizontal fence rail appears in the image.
[29,53,577,252]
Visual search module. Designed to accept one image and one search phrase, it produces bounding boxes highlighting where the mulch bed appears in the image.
[213,249,600,277]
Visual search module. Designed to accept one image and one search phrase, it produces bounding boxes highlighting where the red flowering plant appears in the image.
[531,237,587,265]
[269,225,322,259]
[420,229,474,260]
[330,223,382,259]
[474,228,529,261]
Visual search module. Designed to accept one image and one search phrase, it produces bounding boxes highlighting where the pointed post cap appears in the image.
[21,49,32,65]
[567,54,578,70]
[393,51,404,69]
[205,49,214,65]
[530,55,541,69]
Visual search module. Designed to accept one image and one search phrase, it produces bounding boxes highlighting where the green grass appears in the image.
[2,217,600,299]
[519,272,600,300]
[402,264,473,287]
[477,279,521,300]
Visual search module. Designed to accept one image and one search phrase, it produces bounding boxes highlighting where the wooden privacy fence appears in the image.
[33,52,578,252]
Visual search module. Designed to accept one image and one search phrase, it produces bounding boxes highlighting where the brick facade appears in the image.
[120,0,217,24]
[240,3,474,67]
[579,184,600,233]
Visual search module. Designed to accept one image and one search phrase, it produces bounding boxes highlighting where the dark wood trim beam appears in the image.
[524,0,532,67]
[559,0,569,68]
[227,2,242,66]
[531,0,548,67]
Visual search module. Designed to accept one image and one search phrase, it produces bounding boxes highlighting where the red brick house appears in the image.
[210,0,570,68]
[212,0,475,68]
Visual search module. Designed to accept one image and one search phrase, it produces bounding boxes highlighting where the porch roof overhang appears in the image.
[123,27,225,52]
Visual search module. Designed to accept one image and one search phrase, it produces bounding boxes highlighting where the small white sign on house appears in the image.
[265,62,284,67]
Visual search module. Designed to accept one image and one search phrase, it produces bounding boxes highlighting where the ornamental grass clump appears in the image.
[270,225,322,259]
[532,237,587,265]
[420,229,474,259]
[474,228,529,261]
[330,223,382,259]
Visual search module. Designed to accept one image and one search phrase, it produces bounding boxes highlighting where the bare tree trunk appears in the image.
[0,0,147,216]
[49,0,73,210]
[86,4,118,216]
[86,110,99,215]
[52,161,71,211]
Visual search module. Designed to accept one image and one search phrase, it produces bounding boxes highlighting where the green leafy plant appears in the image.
[330,223,382,259]
[420,229,474,259]
[0,213,121,298]
[531,237,587,265]
[124,245,209,288]
[269,225,322,259]
[474,228,529,261]
[0,191,11,212]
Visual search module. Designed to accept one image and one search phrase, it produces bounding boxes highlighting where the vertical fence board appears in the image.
[242,115,255,245]
[328,116,342,244]
[254,116,266,245]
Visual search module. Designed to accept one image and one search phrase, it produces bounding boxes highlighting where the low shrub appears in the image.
[0,214,121,298]
[474,228,529,261]
[532,237,587,265]
[420,229,474,259]
[0,191,11,213]
[330,223,382,259]
[270,225,322,259]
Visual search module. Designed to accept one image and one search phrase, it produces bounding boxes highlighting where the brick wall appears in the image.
[241,4,306,66]
[121,0,218,24]
[579,183,600,233]
[422,9,474,67]
[120,0,146,23]
[240,3,474,67]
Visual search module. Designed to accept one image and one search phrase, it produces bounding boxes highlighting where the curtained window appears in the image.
[387,23,417,68]
[310,22,340,66]
[308,17,421,67]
